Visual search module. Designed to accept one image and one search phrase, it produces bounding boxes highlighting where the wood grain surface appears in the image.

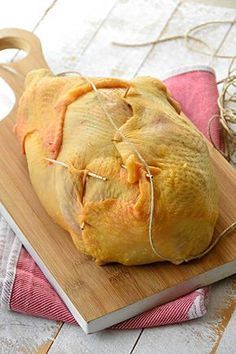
[0,0,236,352]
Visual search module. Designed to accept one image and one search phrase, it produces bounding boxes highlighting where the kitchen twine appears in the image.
[112,20,236,60]
[208,57,236,162]
[1,19,236,263]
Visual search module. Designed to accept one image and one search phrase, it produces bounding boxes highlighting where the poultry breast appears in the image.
[14,69,219,265]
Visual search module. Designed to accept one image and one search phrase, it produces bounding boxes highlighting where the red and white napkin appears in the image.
[0,66,221,329]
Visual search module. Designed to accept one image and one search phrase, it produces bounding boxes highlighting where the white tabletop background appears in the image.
[0,0,235,353]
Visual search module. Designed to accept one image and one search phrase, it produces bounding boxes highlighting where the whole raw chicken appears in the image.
[15,69,219,265]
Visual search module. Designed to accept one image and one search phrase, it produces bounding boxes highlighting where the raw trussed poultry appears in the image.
[14,69,219,265]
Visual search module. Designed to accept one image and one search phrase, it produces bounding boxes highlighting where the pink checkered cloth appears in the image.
[0,66,221,329]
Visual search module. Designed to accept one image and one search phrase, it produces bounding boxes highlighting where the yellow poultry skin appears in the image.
[14,69,219,265]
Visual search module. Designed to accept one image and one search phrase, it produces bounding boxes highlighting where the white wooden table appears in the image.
[0,1,235,352]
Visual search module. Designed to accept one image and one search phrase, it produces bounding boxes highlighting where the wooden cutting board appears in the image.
[0,28,236,334]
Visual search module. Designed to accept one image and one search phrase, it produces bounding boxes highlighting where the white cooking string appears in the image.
[44,158,107,181]
[112,20,236,60]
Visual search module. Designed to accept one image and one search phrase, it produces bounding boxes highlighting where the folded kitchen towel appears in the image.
[0,66,221,329]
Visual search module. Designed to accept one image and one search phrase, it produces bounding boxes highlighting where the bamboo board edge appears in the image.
[1,202,235,334]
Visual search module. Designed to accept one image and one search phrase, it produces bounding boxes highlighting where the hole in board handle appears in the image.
[0,48,27,63]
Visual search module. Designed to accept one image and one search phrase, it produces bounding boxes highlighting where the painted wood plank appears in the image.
[48,325,141,354]
[137,0,236,80]
[35,0,117,73]
[213,21,236,82]
[0,0,53,30]
[215,309,236,353]
[191,0,236,8]
[0,0,56,118]
[0,0,116,118]
[69,0,178,78]
[131,276,236,354]
[0,307,61,353]
[0,0,117,119]
[0,0,55,62]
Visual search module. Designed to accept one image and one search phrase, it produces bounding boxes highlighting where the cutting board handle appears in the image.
[0,28,49,102]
